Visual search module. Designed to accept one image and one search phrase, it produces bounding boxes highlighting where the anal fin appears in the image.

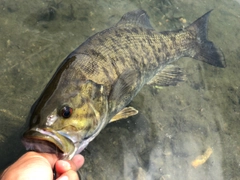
[110,107,138,123]
[147,65,185,87]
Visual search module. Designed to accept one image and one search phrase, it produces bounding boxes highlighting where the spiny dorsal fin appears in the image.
[110,107,138,123]
[116,9,153,29]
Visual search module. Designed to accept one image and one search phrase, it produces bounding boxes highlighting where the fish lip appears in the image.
[22,127,75,159]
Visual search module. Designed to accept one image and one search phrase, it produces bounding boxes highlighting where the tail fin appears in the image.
[186,10,226,68]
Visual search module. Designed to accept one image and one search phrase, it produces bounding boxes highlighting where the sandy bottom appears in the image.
[0,0,240,179]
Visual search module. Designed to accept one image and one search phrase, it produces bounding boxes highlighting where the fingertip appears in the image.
[56,170,79,180]
[72,154,85,169]
[55,154,84,178]
[56,175,69,180]
[55,160,71,174]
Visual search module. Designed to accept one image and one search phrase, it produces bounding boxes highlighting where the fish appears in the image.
[22,9,226,160]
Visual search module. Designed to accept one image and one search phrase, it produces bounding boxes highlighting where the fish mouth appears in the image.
[22,127,75,159]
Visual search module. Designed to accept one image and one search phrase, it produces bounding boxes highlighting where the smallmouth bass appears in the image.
[22,10,225,159]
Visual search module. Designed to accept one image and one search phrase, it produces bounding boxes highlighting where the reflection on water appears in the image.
[0,0,240,179]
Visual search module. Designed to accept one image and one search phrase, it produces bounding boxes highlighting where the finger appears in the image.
[55,160,71,175]
[56,170,80,180]
[18,152,58,168]
[1,152,59,180]
[55,154,84,174]
[72,154,85,170]
[37,152,59,168]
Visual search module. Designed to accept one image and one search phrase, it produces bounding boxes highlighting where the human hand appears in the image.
[0,151,84,180]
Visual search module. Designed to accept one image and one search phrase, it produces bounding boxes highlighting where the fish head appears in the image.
[22,70,108,159]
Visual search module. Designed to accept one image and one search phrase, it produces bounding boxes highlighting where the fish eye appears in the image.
[60,105,73,118]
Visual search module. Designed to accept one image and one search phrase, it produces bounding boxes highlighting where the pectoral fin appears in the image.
[110,107,138,123]
[147,65,185,87]
[109,69,140,112]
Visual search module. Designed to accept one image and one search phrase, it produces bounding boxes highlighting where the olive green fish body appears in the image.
[22,10,225,159]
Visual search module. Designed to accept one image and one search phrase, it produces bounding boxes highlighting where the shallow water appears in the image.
[0,0,240,179]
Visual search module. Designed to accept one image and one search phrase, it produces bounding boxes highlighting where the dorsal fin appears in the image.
[116,9,153,29]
